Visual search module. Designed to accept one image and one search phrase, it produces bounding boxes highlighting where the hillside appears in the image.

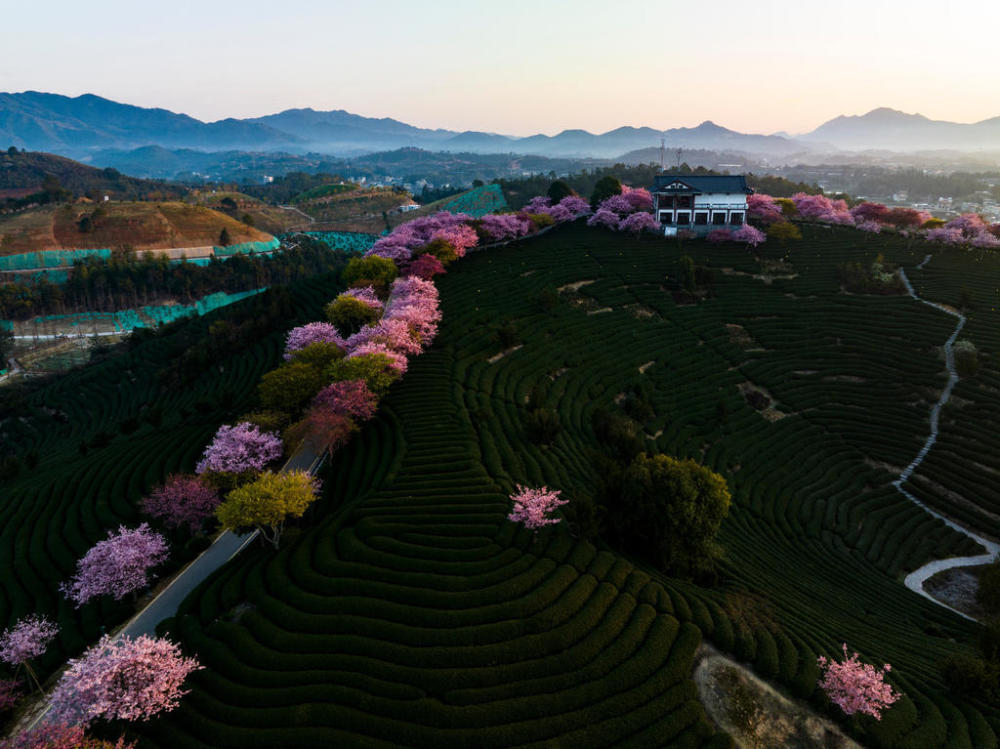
[295,185,412,233]
[0,149,186,203]
[802,107,1000,151]
[191,190,309,235]
[121,223,1000,747]
[0,201,273,254]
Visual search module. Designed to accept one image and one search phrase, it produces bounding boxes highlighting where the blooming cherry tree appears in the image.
[0,678,21,712]
[312,379,379,422]
[732,224,766,248]
[0,615,58,692]
[142,475,221,533]
[407,254,446,280]
[48,635,201,725]
[557,195,591,217]
[507,484,569,532]
[283,322,345,360]
[618,211,660,235]
[586,209,620,230]
[1,723,135,748]
[196,422,283,475]
[61,524,168,606]
[817,643,900,720]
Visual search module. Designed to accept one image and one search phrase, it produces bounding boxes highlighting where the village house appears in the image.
[651,174,752,236]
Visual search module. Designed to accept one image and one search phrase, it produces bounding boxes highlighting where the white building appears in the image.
[651,175,752,235]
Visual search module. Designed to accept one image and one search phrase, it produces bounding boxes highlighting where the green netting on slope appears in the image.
[6,269,70,284]
[2,289,266,333]
[0,248,113,271]
[212,238,281,257]
[296,231,377,254]
[440,183,508,217]
[139,289,265,326]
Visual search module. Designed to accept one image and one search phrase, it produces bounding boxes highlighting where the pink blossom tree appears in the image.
[346,317,424,356]
[1,723,135,749]
[340,286,385,309]
[430,224,478,258]
[48,634,201,725]
[557,195,591,217]
[346,342,408,375]
[524,196,553,214]
[195,422,283,475]
[620,186,654,212]
[406,254,446,280]
[479,213,532,242]
[141,475,221,534]
[0,615,59,692]
[924,226,964,245]
[618,211,660,236]
[850,201,890,224]
[61,524,169,607]
[586,209,621,230]
[856,219,882,234]
[507,484,569,532]
[597,193,636,217]
[732,224,766,248]
[747,194,784,225]
[817,644,900,720]
[283,322,345,360]
[312,379,379,422]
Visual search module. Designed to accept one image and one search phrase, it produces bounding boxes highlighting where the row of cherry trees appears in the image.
[748,192,1000,248]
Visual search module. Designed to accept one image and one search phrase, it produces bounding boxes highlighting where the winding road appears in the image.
[896,258,998,620]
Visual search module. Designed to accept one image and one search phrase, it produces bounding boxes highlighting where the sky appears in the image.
[4,0,999,136]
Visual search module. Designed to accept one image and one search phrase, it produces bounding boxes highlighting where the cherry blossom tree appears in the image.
[849,201,889,224]
[283,322,345,360]
[747,194,784,225]
[524,196,553,214]
[61,524,168,606]
[141,475,221,534]
[407,254,446,280]
[312,379,379,422]
[597,193,635,218]
[620,186,654,212]
[429,224,478,257]
[346,342,408,375]
[346,317,423,357]
[507,484,569,532]
[732,224,766,248]
[817,644,900,720]
[618,211,660,236]
[195,422,283,475]
[0,615,59,692]
[288,408,356,458]
[216,470,321,549]
[479,213,533,242]
[341,286,385,309]
[1,723,135,749]
[546,204,573,222]
[924,226,964,245]
[856,219,882,234]
[48,634,201,725]
[586,209,620,230]
[557,195,591,217]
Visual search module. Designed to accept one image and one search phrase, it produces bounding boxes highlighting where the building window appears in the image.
[677,196,692,209]
[657,195,674,209]
[730,212,744,226]
[712,212,727,225]
[659,211,673,224]
[694,212,708,226]
[676,212,690,225]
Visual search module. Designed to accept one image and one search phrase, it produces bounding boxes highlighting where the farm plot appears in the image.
[138,223,999,748]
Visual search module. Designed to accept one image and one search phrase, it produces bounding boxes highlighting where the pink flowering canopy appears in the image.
[507,484,569,531]
[340,286,385,310]
[618,211,660,234]
[586,208,621,230]
[817,644,900,720]
[0,615,58,668]
[312,379,379,422]
[557,195,591,217]
[48,634,201,725]
[347,317,424,357]
[141,474,221,533]
[524,196,553,214]
[195,422,283,475]
[479,213,533,241]
[747,194,784,225]
[429,224,478,258]
[407,253,446,280]
[924,226,964,245]
[732,224,766,247]
[283,322,345,360]
[61,524,168,606]
[856,219,882,234]
[0,722,136,749]
[347,342,408,375]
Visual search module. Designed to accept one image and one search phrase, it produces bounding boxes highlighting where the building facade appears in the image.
[651,175,752,236]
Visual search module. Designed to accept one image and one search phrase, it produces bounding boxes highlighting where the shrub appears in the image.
[257,361,327,415]
[328,352,403,395]
[954,339,979,379]
[341,256,397,293]
[766,221,802,245]
[325,296,382,336]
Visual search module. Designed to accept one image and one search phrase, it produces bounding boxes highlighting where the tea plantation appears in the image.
[130,223,1000,747]
[0,273,345,678]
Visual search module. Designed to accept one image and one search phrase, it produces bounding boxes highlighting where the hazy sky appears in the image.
[4,0,998,136]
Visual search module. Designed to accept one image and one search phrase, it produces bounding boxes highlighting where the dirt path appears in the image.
[895,264,998,620]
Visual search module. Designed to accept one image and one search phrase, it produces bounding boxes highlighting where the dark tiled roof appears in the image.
[651,175,752,194]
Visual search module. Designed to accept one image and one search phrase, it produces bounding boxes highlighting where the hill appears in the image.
[802,107,1000,151]
[0,149,186,204]
[0,92,300,156]
[119,222,1000,747]
[0,201,274,254]
[190,190,310,235]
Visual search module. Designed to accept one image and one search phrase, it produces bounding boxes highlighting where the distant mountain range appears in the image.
[2,92,998,160]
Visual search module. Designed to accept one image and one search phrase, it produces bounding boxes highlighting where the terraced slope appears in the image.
[0,275,343,677]
[140,224,1000,747]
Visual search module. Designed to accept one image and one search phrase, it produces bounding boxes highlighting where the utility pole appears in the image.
[659,138,665,170]
[676,148,683,168]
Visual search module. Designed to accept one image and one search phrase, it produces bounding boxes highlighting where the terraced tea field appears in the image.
[0,274,343,679]
[136,223,1000,747]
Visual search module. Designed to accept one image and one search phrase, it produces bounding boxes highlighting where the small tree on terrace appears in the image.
[216,470,321,549]
[48,634,201,725]
[141,474,220,534]
[0,615,59,693]
[507,485,569,534]
[817,644,900,720]
[342,256,398,294]
[547,180,575,204]
[590,176,622,209]
[61,524,169,607]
